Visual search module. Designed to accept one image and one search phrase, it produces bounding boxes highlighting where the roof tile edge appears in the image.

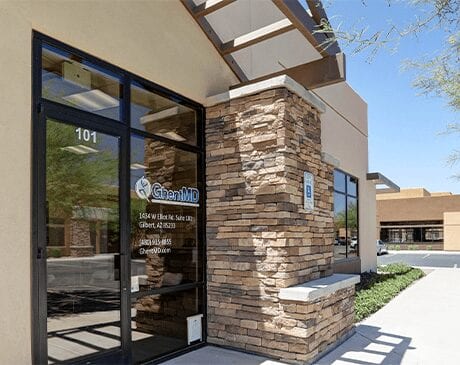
[204,74,327,113]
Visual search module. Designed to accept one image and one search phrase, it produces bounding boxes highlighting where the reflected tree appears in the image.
[46,119,118,218]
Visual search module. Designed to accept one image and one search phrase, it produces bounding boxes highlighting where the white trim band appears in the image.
[279,273,360,302]
[205,75,326,113]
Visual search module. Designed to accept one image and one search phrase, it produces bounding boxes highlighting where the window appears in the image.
[131,82,197,146]
[380,221,444,244]
[333,169,358,260]
[42,44,121,121]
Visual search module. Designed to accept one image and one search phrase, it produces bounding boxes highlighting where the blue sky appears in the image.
[323,0,459,193]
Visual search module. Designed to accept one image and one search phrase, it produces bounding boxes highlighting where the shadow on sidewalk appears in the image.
[315,324,415,365]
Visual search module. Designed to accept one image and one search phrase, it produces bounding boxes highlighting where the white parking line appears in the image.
[422,254,431,259]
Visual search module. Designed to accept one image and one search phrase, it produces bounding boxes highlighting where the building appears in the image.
[377,188,460,251]
[0,1,392,364]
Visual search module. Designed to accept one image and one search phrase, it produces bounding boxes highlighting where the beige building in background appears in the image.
[377,188,460,250]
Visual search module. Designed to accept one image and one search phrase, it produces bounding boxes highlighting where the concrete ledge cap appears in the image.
[321,152,340,167]
[205,75,326,113]
[279,274,360,302]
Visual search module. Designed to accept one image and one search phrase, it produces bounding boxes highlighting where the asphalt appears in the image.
[378,250,460,268]
[163,268,460,365]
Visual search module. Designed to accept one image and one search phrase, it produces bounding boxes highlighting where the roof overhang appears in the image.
[181,0,345,90]
[367,172,400,194]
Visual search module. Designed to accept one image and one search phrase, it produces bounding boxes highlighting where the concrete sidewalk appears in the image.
[315,268,460,365]
[162,346,289,365]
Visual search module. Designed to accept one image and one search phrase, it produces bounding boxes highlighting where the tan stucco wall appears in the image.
[377,188,431,200]
[0,1,238,363]
[313,82,376,273]
[0,6,33,365]
[3,1,238,103]
[444,212,460,251]
[313,82,367,136]
[377,195,460,222]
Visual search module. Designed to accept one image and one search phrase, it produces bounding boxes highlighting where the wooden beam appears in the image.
[180,0,247,82]
[231,53,346,91]
[192,0,236,18]
[272,0,340,57]
[221,18,295,55]
[306,0,329,26]
[306,0,341,55]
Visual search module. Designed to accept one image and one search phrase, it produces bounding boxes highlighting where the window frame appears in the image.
[333,168,359,260]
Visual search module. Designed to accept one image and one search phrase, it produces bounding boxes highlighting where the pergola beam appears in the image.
[306,0,329,26]
[272,0,340,57]
[181,0,344,87]
[221,18,295,55]
[180,0,247,82]
[231,53,346,91]
[192,0,236,18]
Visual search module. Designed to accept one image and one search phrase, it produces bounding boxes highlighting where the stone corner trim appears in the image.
[205,74,326,113]
[279,274,360,302]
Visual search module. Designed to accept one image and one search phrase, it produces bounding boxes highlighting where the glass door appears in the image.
[33,33,206,365]
[42,116,125,364]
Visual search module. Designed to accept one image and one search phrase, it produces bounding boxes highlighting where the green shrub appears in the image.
[412,245,419,250]
[355,263,424,322]
[379,262,412,274]
[394,245,400,251]
[427,245,432,250]
[48,248,62,258]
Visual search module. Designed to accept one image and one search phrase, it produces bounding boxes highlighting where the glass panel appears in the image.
[46,119,121,363]
[47,218,65,249]
[131,288,203,364]
[413,227,422,242]
[130,135,201,293]
[380,228,389,242]
[347,175,357,197]
[347,197,358,257]
[333,192,347,260]
[388,228,402,243]
[333,170,346,193]
[425,228,443,242]
[42,44,121,120]
[401,228,414,243]
[131,82,197,145]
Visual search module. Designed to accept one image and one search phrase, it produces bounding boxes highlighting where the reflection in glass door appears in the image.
[45,118,121,363]
[129,135,203,364]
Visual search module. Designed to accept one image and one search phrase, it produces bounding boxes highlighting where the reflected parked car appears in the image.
[335,237,347,246]
[350,237,358,249]
[376,240,388,256]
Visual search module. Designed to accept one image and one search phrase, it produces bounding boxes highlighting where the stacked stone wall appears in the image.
[205,88,348,363]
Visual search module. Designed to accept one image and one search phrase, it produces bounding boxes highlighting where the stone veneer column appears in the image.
[69,219,94,257]
[205,79,357,364]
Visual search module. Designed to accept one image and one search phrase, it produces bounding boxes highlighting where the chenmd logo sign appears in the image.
[135,176,199,207]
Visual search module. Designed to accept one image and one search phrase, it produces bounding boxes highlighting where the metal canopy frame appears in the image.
[181,0,344,89]
[367,172,400,194]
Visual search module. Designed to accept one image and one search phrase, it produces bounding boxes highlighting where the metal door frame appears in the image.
[32,32,207,365]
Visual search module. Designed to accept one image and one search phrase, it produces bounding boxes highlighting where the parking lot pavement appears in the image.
[378,250,460,268]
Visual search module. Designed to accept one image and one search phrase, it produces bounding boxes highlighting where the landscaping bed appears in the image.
[355,263,424,322]
[387,243,443,251]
